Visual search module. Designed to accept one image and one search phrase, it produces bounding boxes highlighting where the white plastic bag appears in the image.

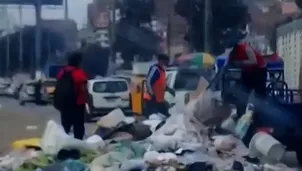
[86,135,105,148]
[40,120,104,155]
[149,114,166,120]
[0,149,38,170]
[192,89,217,125]
[143,151,177,165]
[212,135,236,151]
[97,108,126,128]
[184,77,222,129]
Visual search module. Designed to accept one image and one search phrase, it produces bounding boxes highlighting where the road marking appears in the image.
[26,125,38,130]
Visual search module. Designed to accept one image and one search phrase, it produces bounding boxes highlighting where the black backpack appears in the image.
[53,70,77,110]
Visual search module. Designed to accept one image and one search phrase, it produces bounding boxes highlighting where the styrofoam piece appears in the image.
[250,132,285,162]
[97,108,126,128]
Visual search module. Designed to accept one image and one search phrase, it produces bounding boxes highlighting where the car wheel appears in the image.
[19,101,25,106]
[296,149,302,165]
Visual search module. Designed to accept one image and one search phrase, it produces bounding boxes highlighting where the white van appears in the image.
[85,77,131,121]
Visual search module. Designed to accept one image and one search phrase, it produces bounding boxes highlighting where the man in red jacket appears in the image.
[56,51,88,140]
[228,41,267,115]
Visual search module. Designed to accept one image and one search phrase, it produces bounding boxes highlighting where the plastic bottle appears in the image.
[221,105,237,133]
[235,103,254,139]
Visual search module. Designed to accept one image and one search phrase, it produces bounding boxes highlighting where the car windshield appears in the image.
[93,81,128,93]
[114,76,131,83]
[174,71,201,91]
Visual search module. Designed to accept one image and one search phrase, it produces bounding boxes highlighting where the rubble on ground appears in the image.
[0,87,299,171]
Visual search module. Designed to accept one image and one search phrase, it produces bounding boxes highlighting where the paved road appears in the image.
[0,97,97,154]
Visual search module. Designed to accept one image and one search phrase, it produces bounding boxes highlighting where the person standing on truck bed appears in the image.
[143,54,174,117]
[54,51,88,140]
[228,40,267,116]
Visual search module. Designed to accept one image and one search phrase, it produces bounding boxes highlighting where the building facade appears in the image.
[277,18,302,89]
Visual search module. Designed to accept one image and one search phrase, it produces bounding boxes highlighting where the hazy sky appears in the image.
[5,0,93,29]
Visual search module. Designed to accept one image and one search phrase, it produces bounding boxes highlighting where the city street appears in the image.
[0,97,97,155]
[0,97,300,167]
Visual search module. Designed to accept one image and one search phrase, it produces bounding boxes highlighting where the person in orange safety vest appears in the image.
[143,54,173,117]
[228,40,267,117]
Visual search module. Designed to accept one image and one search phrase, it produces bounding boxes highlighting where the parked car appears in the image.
[85,77,131,121]
[0,81,11,96]
[5,82,23,99]
[18,80,48,105]
[42,78,56,101]
[111,75,132,84]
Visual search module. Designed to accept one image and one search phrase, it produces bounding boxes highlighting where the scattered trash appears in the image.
[249,132,285,163]
[212,135,237,152]
[0,83,298,171]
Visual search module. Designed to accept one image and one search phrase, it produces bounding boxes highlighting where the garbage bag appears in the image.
[16,153,54,171]
[149,114,165,120]
[142,120,162,132]
[97,108,126,128]
[191,89,217,126]
[39,162,65,171]
[185,77,225,134]
[11,138,41,151]
[63,159,88,171]
[143,151,178,165]
[120,159,146,171]
[0,149,39,170]
[109,141,146,159]
[150,114,202,151]
[90,152,127,169]
[40,120,104,155]
[86,135,105,148]
[41,160,89,171]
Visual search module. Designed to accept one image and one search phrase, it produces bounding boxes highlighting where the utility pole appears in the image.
[190,0,194,52]
[34,0,42,79]
[5,5,10,77]
[19,5,23,71]
[167,14,171,57]
[64,0,68,20]
[204,0,211,52]
[110,0,116,62]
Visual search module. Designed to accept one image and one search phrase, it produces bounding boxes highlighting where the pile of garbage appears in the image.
[0,80,299,171]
